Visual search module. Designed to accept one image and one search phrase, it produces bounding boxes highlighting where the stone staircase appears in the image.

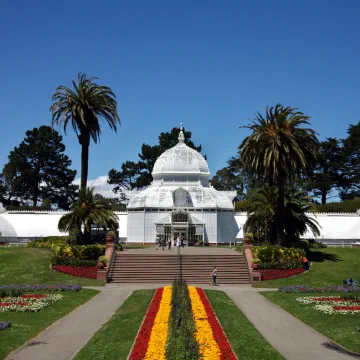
[108,253,251,284]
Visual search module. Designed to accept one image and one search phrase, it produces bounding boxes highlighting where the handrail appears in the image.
[106,242,116,283]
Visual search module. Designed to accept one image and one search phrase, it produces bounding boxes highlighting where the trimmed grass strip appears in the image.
[0,289,98,360]
[75,290,155,360]
[205,290,285,360]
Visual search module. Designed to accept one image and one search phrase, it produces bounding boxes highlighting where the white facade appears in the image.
[1,210,360,243]
[126,125,237,244]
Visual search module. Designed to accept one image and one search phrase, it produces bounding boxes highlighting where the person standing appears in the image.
[211,267,217,286]
[168,237,172,250]
[302,256,309,271]
[176,236,180,247]
[180,236,184,248]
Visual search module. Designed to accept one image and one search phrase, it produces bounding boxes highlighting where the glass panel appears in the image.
[173,188,194,207]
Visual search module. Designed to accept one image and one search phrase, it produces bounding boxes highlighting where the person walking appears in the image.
[211,267,217,286]
[168,237,172,250]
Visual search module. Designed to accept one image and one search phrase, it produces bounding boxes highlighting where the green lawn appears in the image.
[0,289,98,360]
[262,291,360,353]
[205,290,285,360]
[0,248,104,286]
[254,247,360,288]
[75,290,155,360]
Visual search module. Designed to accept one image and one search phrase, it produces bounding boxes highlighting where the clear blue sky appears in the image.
[1,0,360,181]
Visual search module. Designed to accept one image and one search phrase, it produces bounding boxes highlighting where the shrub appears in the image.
[51,256,97,267]
[258,260,303,269]
[98,256,109,265]
[342,291,360,301]
[27,236,69,249]
[52,244,105,260]
[252,245,305,263]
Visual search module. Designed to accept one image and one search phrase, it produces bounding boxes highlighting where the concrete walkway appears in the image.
[7,284,356,360]
[225,288,355,360]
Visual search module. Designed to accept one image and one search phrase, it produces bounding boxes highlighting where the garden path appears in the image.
[7,285,355,360]
[225,288,355,360]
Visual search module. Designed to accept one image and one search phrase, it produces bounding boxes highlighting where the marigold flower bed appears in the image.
[261,268,304,281]
[0,294,63,312]
[296,296,360,314]
[52,265,97,279]
[129,286,237,360]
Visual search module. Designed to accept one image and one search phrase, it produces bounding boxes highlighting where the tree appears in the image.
[51,73,120,189]
[244,184,320,244]
[108,126,203,193]
[0,126,77,208]
[58,187,118,244]
[211,155,258,201]
[307,138,345,204]
[93,193,126,211]
[340,122,360,200]
[240,104,319,245]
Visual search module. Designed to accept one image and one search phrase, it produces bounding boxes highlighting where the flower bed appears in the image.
[52,266,97,279]
[129,285,236,360]
[0,284,81,295]
[261,268,305,281]
[0,321,11,330]
[296,296,360,314]
[0,294,63,312]
[279,286,360,293]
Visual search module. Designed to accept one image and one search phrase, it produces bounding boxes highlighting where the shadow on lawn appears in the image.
[308,251,341,263]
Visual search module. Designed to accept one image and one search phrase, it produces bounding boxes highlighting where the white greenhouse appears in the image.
[126,125,237,245]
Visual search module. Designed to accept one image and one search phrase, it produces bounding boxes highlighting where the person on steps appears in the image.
[211,267,217,286]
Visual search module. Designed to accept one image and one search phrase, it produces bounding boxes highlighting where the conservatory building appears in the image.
[126,126,237,245]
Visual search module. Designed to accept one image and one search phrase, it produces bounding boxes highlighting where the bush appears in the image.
[98,256,109,265]
[52,244,105,260]
[315,197,360,213]
[252,245,305,263]
[51,256,97,267]
[342,291,360,301]
[258,260,303,269]
[27,236,69,249]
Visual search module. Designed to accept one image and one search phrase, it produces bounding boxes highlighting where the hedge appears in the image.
[51,256,98,267]
[252,245,305,263]
[258,260,303,269]
[27,236,68,249]
[51,244,105,260]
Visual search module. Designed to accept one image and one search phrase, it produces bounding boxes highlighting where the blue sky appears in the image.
[1,0,360,184]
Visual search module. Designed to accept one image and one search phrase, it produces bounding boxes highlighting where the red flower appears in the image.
[260,268,305,281]
[52,266,97,279]
[196,288,237,360]
[129,288,164,360]
[333,306,360,311]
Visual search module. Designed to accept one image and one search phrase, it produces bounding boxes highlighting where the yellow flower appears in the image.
[144,286,172,360]
[188,286,221,360]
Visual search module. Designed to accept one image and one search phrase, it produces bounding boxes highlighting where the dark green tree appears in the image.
[0,126,77,209]
[51,73,120,189]
[240,104,319,245]
[307,138,345,204]
[340,122,360,200]
[93,193,126,211]
[108,126,203,193]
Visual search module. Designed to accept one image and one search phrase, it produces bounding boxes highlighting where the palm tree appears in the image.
[58,187,118,244]
[51,73,120,189]
[244,184,320,244]
[240,104,319,245]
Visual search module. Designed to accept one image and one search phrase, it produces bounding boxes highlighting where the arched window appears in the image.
[172,188,193,208]
[172,211,188,223]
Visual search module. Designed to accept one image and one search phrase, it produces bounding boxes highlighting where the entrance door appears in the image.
[173,229,187,246]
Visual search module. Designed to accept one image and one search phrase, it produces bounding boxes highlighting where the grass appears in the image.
[205,290,285,360]
[0,248,104,286]
[75,290,155,360]
[254,247,360,288]
[0,289,98,360]
[262,291,360,353]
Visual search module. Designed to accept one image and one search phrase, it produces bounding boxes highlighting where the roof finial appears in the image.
[178,123,185,143]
